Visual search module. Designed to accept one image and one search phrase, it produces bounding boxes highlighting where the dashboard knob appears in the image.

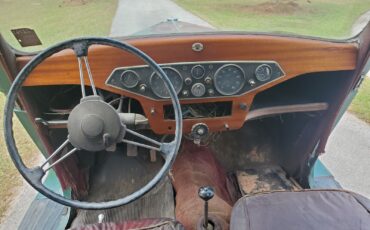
[191,123,209,145]
[248,79,256,86]
[208,89,214,96]
[182,90,189,97]
[204,77,212,85]
[184,77,192,85]
[139,84,146,92]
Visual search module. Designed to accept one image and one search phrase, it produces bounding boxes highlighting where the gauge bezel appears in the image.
[213,64,246,96]
[191,83,206,97]
[120,70,140,88]
[255,64,272,82]
[150,67,183,98]
[191,65,206,79]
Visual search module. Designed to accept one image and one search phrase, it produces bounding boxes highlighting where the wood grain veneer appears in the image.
[16,34,358,134]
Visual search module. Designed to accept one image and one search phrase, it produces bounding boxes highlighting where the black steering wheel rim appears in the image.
[3,37,183,209]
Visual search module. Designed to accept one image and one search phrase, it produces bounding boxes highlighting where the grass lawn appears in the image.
[350,77,370,123]
[0,0,118,221]
[0,93,40,221]
[174,0,370,38]
[0,0,118,52]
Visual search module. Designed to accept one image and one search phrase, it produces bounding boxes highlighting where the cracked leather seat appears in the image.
[230,190,370,230]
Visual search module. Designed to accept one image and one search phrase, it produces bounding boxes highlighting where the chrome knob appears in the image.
[184,77,192,85]
[139,84,146,92]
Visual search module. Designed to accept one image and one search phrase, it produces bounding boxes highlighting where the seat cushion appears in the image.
[71,218,184,230]
[230,190,370,230]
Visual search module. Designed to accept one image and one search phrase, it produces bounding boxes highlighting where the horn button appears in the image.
[68,96,124,152]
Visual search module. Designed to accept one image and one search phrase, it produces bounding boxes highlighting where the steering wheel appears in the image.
[3,37,183,209]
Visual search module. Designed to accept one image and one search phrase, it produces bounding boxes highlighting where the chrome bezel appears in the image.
[191,83,206,97]
[191,65,206,79]
[213,64,246,96]
[120,70,140,88]
[149,67,183,98]
[255,64,273,82]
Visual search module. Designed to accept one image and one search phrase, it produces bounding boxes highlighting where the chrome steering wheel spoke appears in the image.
[73,41,97,98]
[122,128,175,158]
[38,138,78,172]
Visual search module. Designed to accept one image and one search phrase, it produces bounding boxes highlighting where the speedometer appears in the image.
[150,67,183,98]
[214,64,245,96]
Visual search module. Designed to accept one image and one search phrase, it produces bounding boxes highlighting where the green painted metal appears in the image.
[35,170,71,230]
[0,68,11,94]
[309,160,341,189]
[1,62,70,229]
[36,170,64,198]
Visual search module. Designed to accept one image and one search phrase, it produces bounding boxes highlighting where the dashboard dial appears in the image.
[214,64,245,96]
[150,67,183,98]
[255,64,272,82]
[191,65,205,79]
[191,83,206,97]
[121,70,139,88]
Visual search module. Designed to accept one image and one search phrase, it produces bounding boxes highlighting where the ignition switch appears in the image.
[191,123,209,146]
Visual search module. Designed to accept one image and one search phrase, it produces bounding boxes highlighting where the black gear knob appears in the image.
[198,186,214,201]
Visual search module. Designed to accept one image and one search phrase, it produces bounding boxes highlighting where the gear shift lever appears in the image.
[198,186,215,229]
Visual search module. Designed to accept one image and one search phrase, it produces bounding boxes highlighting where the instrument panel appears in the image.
[106,61,285,100]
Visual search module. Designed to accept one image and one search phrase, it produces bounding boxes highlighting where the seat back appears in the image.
[231,190,370,230]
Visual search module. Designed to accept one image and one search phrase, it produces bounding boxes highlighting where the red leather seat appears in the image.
[71,218,184,230]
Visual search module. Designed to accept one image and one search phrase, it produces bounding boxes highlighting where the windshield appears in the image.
[0,0,369,52]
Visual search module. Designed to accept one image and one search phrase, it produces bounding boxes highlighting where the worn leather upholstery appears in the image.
[230,190,370,230]
[172,141,233,230]
[71,218,184,230]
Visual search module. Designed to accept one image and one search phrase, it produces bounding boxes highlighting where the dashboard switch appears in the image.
[204,77,212,85]
[184,77,192,85]
[191,123,209,146]
[139,84,146,92]
[248,79,256,86]
[239,103,248,111]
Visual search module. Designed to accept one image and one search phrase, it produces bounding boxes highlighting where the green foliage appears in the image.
[350,78,370,123]
[174,0,370,38]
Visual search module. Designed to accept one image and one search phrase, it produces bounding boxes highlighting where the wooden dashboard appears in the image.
[17,34,358,134]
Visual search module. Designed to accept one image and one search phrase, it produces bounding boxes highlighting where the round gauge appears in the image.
[214,64,245,96]
[150,67,183,98]
[255,64,272,82]
[120,70,139,88]
[191,83,206,97]
[191,65,205,79]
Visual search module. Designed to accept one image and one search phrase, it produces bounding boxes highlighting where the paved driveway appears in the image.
[110,0,213,36]
[320,112,370,198]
